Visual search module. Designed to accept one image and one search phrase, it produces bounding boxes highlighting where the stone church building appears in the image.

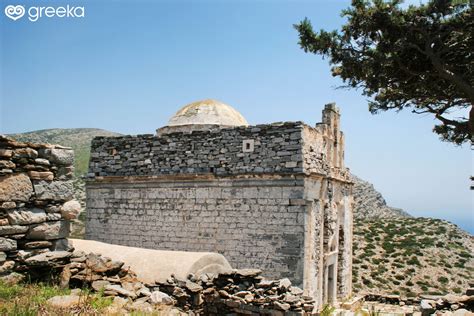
[85,99,353,307]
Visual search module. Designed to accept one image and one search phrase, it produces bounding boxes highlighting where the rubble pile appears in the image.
[50,251,316,315]
[158,269,315,315]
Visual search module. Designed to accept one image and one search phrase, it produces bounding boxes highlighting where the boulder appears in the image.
[92,280,111,291]
[0,251,6,262]
[60,200,81,220]
[150,291,174,305]
[279,278,292,289]
[26,221,70,240]
[0,272,25,285]
[0,260,15,274]
[86,253,124,274]
[47,295,81,308]
[7,208,47,225]
[24,251,71,266]
[0,173,33,202]
[33,180,74,201]
[105,284,137,298]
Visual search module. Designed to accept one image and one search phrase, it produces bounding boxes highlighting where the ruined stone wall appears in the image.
[86,176,307,286]
[88,122,305,178]
[0,136,80,276]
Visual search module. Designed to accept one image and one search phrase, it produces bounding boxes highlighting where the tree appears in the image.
[294,0,473,145]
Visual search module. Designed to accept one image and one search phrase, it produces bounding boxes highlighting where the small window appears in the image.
[242,139,255,153]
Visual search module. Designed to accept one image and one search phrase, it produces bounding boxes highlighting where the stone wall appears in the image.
[86,176,307,286]
[87,122,305,177]
[0,135,80,277]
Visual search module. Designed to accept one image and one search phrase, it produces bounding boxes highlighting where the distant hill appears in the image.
[352,174,412,220]
[9,128,121,176]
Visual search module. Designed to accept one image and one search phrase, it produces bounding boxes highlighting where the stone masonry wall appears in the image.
[86,177,307,286]
[87,122,305,178]
[0,135,80,277]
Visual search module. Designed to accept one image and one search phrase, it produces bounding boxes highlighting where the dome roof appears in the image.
[167,99,248,127]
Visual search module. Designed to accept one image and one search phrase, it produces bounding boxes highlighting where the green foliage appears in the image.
[320,304,336,316]
[295,0,473,145]
[0,281,22,300]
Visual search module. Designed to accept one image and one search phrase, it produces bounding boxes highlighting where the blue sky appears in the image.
[1,0,472,233]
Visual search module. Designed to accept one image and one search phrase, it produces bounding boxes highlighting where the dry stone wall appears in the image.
[87,122,305,177]
[0,135,80,277]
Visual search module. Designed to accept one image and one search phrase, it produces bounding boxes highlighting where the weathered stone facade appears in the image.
[0,135,80,278]
[86,101,353,308]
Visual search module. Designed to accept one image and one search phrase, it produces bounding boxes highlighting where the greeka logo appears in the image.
[4,5,25,21]
[4,4,85,22]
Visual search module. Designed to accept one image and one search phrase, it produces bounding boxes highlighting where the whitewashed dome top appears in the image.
[167,99,248,127]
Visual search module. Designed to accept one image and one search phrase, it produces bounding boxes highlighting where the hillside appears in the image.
[353,217,473,296]
[9,128,121,176]
[351,176,473,296]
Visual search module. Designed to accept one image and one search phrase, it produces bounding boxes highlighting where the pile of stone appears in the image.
[157,269,315,315]
[50,251,315,315]
[45,251,183,314]
[362,292,473,315]
[0,135,80,280]
[419,292,474,315]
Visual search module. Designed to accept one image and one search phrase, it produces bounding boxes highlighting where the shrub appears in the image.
[438,276,449,284]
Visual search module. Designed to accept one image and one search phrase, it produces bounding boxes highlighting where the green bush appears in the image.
[438,276,449,284]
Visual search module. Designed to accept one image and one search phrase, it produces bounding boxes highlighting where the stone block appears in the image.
[0,237,17,251]
[0,202,16,209]
[28,171,54,181]
[0,149,12,158]
[0,160,15,169]
[13,148,38,159]
[34,180,73,201]
[7,208,47,225]
[39,148,74,165]
[0,225,29,236]
[27,221,70,240]
[0,173,34,202]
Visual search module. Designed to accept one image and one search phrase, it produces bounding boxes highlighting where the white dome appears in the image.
[157,99,248,135]
[167,99,248,127]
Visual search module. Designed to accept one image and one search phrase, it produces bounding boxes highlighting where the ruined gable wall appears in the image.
[86,176,307,285]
